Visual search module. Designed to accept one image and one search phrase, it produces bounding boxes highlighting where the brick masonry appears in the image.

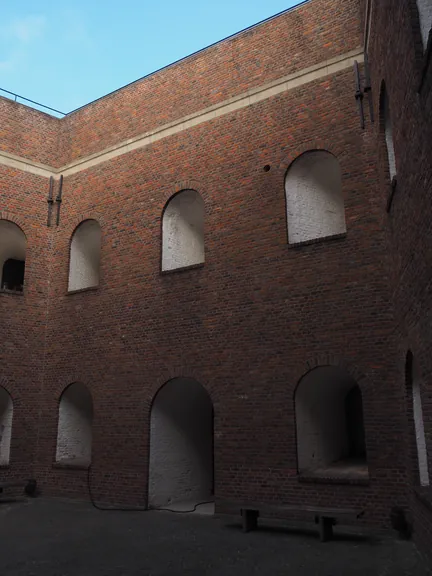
[0,0,431,561]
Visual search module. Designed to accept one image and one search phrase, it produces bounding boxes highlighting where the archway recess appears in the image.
[149,377,214,509]
[295,366,368,479]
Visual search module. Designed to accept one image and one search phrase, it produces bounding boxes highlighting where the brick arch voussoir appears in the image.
[293,354,369,399]
[0,376,12,396]
[144,367,219,416]
[0,212,29,237]
[56,375,94,402]
[66,212,106,238]
[278,140,345,178]
[161,179,211,212]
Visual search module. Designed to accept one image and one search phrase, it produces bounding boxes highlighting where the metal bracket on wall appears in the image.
[353,60,365,129]
[55,175,63,226]
[47,176,54,227]
[363,54,374,124]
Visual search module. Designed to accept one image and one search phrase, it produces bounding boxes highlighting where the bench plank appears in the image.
[219,499,364,541]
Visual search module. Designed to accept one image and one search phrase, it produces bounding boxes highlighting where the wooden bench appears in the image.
[0,479,37,498]
[220,500,364,542]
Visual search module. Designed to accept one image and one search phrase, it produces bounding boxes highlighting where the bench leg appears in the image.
[241,509,258,533]
[318,517,333,542]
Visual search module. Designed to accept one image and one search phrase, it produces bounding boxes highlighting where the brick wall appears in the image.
[366,0,432,562]
[1,0,426,543]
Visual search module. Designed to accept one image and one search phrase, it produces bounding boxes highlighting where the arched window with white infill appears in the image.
[416,0,432,50]
[162,190,205,271]
[380,84,397,181]
[285,151,346,244]
[68,220,101,291]
[0,220,26,292]
[406,352,430,486]
[0,387,13,465]
[56,383,93,465]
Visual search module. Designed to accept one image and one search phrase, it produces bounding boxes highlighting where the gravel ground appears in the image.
[0,498,430,576]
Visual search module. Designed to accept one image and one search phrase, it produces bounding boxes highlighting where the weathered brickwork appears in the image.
[0,0,430,559]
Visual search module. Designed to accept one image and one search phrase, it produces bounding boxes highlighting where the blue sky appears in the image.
[0,0,301,115]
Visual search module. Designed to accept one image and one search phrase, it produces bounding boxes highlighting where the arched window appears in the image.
[416,0,432,50]
[285,151,345,244]
[149,377,214,509]
[0,387,13,465]
[0,220,26,292]
[380,84,397,181]
[162,190,205,271]
[68,220,101,291]
[295,366,368,479]
[406,352,430,486]
[56,383,93,465]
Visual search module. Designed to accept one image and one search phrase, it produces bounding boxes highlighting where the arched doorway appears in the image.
[148,378,214,509]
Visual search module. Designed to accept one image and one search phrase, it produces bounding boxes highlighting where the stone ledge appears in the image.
[161,262,205,275]
[288,232,347,249]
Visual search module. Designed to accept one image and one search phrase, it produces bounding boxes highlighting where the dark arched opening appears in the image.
[295,366,368,479]
[148,377,214,510]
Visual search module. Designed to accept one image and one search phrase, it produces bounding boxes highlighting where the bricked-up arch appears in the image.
[295,366,368,479]
[380,84,397,181]
[416,0,432,50]
[162,190,205,271]
[68,220,101,291]
[148,378,213,509]
[285,151,346,244]
[0,387,13,465]
[406,351,430,486]
[56,383,93,465]
[0,220,26,292]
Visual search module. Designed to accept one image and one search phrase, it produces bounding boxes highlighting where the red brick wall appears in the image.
[1,0,423,539]
[0,98,61,166]
[62,0,362,164]
[0,166,50,484]
[367,0,432,561]
[32,58,408,526]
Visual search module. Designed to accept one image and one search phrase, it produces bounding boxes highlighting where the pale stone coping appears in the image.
[0,149,54,178]
[0,48,363,180]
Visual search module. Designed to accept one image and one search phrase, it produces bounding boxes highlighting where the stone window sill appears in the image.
[0,289,24,296]
[298,462,369,486]
[53,460,90,470]
[66,285,99,296]
[298,474,369,486]
[288,232,347,249]
[161,262,205,275]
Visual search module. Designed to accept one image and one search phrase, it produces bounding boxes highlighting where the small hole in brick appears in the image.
[263,165,271,172]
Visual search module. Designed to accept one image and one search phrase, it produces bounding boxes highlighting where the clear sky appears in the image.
[0,0,301,115]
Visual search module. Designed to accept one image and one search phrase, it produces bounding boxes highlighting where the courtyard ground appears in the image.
[0,498,430,575]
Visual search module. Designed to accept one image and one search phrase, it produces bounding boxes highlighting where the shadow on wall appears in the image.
[149,377,213,508]
[161,190,205,271]
[68,220,101,292]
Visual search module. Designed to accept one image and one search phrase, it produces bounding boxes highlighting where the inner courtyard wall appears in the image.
[366,0,432,560]
[0,0,417,535]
